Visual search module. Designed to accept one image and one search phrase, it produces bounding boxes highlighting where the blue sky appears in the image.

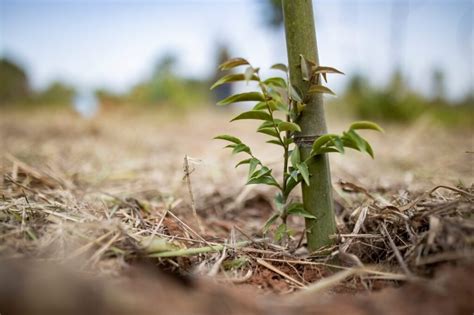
[1,0,472,99]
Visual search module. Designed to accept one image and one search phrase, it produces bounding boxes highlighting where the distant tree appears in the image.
[0,58,30,105]
[126,53,210,108]
[35,81,75,106]
[262,0,283,29]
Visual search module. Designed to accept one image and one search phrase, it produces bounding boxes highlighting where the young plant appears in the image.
[212,57,382,243]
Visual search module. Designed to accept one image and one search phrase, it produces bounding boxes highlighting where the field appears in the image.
[0,108,473,314]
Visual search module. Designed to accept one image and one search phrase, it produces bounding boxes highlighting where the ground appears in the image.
[0,108,473,314]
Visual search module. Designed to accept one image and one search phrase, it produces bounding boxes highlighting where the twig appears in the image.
[256,258,306,288]
[183,155,204,234]
[149,240,256,258]
[208,245,227,277]
[381,222,412,276]
[291,268,358,299]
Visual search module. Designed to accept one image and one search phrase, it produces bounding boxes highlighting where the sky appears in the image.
[1,0,473,100]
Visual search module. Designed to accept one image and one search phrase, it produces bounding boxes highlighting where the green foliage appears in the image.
[33,81,76,107]
[213,57,383,242]
[0,58,30,106]
[339,70,474,126]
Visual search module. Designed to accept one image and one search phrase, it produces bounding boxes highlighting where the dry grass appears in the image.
[0,108,472,296]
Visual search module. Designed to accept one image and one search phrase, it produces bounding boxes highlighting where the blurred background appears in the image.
[0,0,473,124]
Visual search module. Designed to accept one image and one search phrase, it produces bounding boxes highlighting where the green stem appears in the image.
[282,0,336,251]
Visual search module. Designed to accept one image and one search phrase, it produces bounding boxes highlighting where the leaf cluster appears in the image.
[212,58,382,241]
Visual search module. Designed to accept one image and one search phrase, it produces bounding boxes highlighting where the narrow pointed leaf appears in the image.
[284,176,300,196]
[247,175,279,187]
[349,121,384,133]
[259,119,283,129]
[290,147,301,167]
[344,130,367,152]
[275,223,287,241]
[218,92,265,105]
[312,66,345,75]
[278,121,301,132]
[296,162,310,186]
[331,136,345,153]
[364,139,375,158]
[289,84,303,102]
[263,77,287,88]
[258,127,279,138]
[266,139,284,146]
[300,54,311,81]
[235,158,252,168]
[232,143,251,155]
[214,135,242,144]
[270,63,288,73]
[248,158,260,178]
[244,66,255,82]
[286,203,317,219]
[308,85,336,95]
[253,102,271,110]
[311,134,338,156]
[211,74,258,90]
[263,213,280,233]
[219,58,250,70]
[231,110,272,122]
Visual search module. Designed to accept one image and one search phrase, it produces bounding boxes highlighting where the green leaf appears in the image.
[331,136,345,153]
[278,121,301,133]
[289,169,299,182]
[344,130,367,152]
[235,158,252,168]
[244,66,255,82]
[349,121,384,133]
[247,175,279,187]
[284,175,300,196]
[295,101,306,114]
[296,162,310,186]
[218,92,265,105]
[275,223,287,241]
[252,102,267,110]
[270,63,288,73]
[263,77,287,88]
[284,137,294,146]
[248,166,271,179]
[269,100,290,113]
[311,134,338,156]
[232,143,251,155]
[214,134,242,144]
[266,139,284,146]
[274,193,285,211]
[289,84,303,102]
[211,74,258,90]
[248,158,260,178]
[364,140,375,158]
[219,57,250,70]
[318,147,341,154]
[263,213,280,234]
[290,147,301,167]
[259,119,283,129]
[300,54,312,81]
[286,203,317,219]
[312,66,345,75]
[258,127,279,138]
[308,85,336,95]
[231,110,272,122]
